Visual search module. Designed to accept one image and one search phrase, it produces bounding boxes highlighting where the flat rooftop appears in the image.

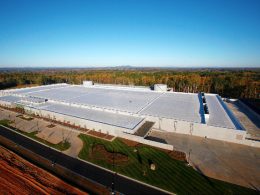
[140,93,202,123]
[41,103,144,130]
[0,95,21,103]
[6,83,68,95]
[205,94,239,129]
[15,100,144,130]
[1,84,241,129]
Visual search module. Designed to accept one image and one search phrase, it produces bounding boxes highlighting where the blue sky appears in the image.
[0,0,259,67]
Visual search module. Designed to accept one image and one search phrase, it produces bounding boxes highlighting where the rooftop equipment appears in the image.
[154,84,167,92]
[83,80,93,87]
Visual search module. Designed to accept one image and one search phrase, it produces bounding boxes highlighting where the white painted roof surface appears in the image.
[28,85,87,101]
[68,86,161,113]
[205,94,236,129]
[0,95,21,103]
[1,84,241,129]
[140,93,202,123]
[26,86,161,112]
[16,101,54,109]
[93,83,151,91]
[40,103,144,130]
[7,84,68,95]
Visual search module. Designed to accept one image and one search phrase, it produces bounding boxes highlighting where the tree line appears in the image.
[0,69,259,99]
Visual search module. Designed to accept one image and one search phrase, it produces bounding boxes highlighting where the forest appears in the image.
[0,68,259,99]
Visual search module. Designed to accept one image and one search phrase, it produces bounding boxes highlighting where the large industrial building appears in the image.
[0,81,258,147]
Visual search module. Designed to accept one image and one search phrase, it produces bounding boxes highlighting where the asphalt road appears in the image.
[0,125,168,195]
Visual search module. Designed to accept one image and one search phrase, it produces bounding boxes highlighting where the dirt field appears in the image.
[0,145,87,195]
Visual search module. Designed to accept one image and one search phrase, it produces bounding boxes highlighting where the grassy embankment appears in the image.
[0,119,70,151]
[78,134,257,195]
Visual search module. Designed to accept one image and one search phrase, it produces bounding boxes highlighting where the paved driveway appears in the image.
[148,130,260,190]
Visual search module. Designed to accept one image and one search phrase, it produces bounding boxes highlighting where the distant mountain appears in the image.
[0,66,259,73]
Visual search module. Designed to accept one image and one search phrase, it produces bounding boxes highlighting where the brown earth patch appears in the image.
[168,150,187,162]
[91,144,128,164]
[119,138,141,147]
[0,145,87,195]
[18,115,34,121]
[0,105,25,114]
[87,130,114,141]
[119,138,186,161]
[46,124,56,128]
[147,142,187,162]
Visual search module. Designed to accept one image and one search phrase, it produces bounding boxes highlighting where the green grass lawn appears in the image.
[78,134,257,195]
[0,119,70,151]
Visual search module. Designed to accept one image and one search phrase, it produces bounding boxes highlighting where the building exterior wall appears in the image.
[0,91,259,148]
[17,104,260,148]
[142,115,255,146]
[117,131,174,150]
[0,100,16,108]
[26,107,136,136]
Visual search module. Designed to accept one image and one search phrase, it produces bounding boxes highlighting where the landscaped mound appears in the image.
[91,144,128,164]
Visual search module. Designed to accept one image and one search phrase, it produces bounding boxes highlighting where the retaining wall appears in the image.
[25,107,130,136]
[0,100,16,108]
[118,132,174,151]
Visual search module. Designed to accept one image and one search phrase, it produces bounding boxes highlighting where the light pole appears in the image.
[111,147,115,195]
[37,121,39,132]
[188,149,192,166]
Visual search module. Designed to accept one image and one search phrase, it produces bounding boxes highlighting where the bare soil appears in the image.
[0,145,87,195]
[92,144,128,164]
[87,130,114,141]
[18,115,34,121]
[167,150,187,162]
[119,138,141,147]
[47,123,56,128]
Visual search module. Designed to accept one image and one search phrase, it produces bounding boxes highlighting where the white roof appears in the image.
[39,103,144,130]
[140,93,202,123]
[68,86,160,113]
[28,85,86,101]
[205,94,236,129]
[7,84,68,95]
[0,95,21,103]
[1,84,240,128]
[25,85,161,113]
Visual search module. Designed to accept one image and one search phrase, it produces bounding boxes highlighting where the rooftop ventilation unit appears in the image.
[154,84,167,92]
[83,80,93,87]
